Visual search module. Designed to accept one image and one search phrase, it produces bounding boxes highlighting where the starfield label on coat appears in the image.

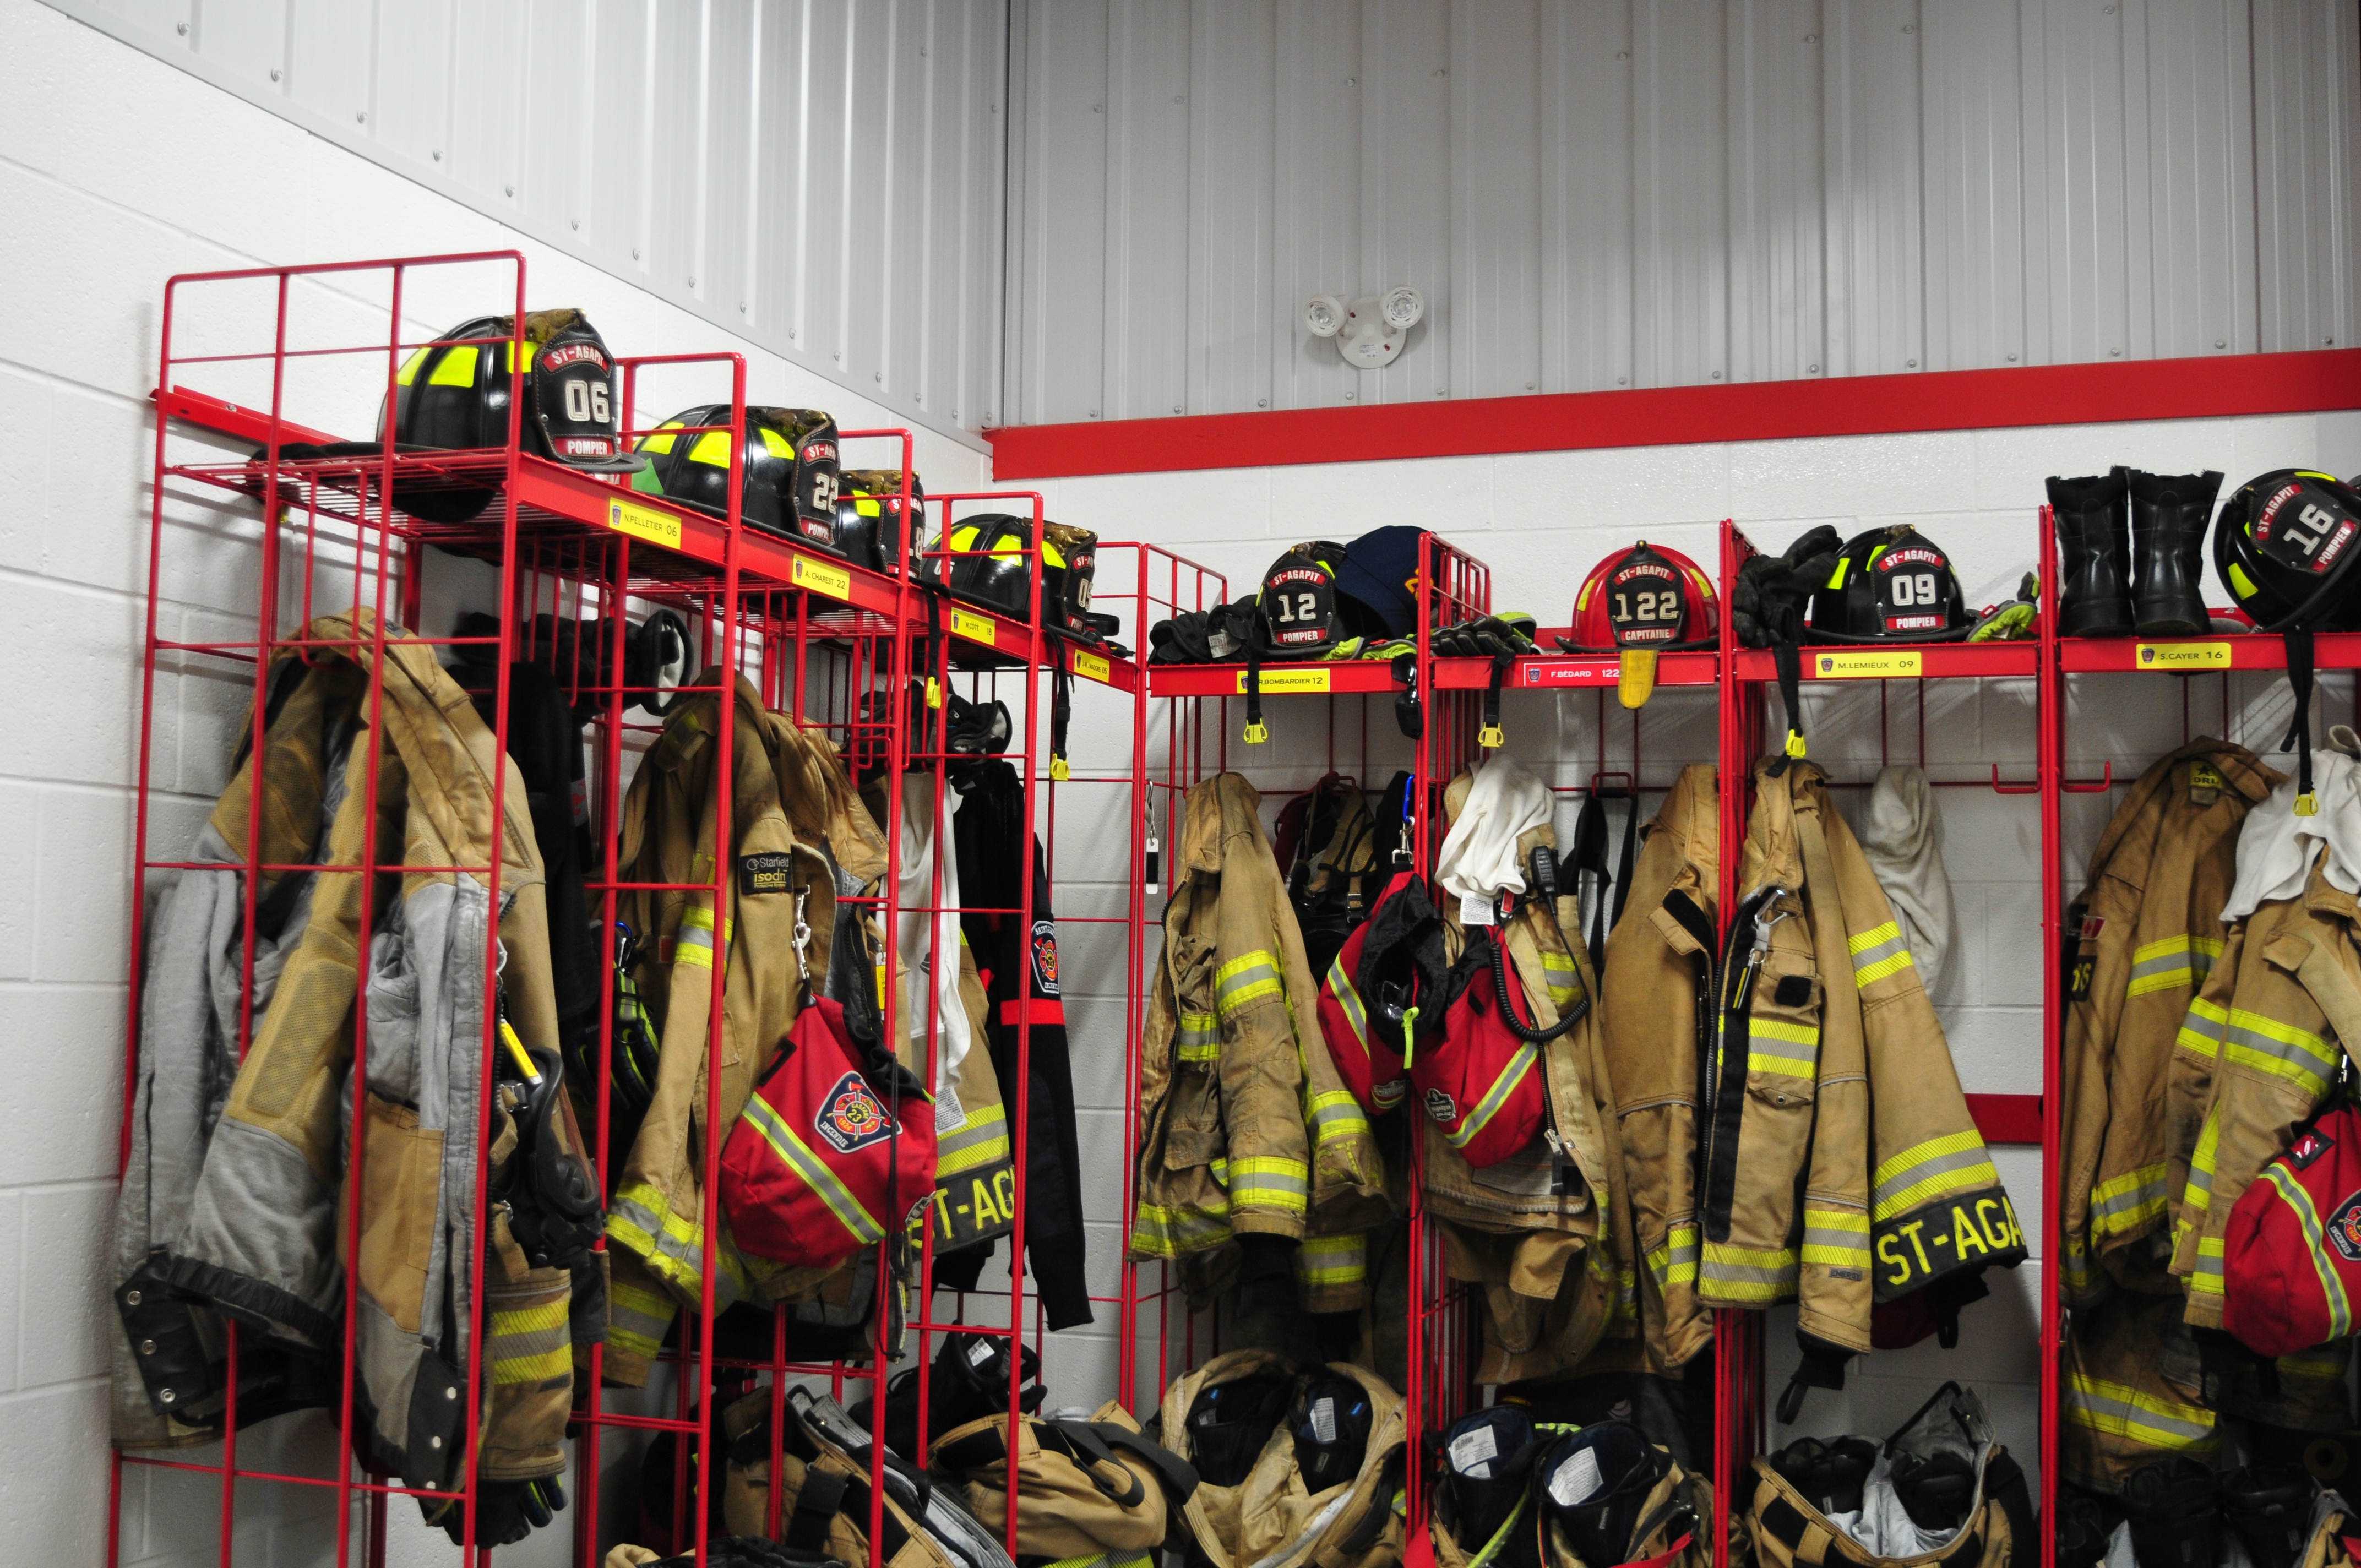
[1236,668,1331,695]
[1813,649,1922,679]
[791,553,852,600]
[1069,648,1112,684]
[738,852,792,896]
[1872,1193,2026,1295]
[949,608,997,646]
[607,498,683,551]
[2135,641,2232,669]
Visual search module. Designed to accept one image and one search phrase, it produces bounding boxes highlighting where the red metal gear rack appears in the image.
[123,249,1149,1568]
[1125,536,1492,1542]
[1712,516,2055,1568]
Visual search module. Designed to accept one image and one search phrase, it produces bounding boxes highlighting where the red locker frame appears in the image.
[120,248,1148,1567]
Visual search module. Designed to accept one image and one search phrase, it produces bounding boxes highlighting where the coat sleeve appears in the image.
[1211,847,1313,1241]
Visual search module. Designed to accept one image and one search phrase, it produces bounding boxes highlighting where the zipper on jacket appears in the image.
[1699,887,1788,1242]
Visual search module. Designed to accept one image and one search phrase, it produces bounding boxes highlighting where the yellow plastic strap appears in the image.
[1051,755,1071,782]
[1785,729,1808,759]
[1478,723,1504,749]
[1244,720,1269,744]
[926,677,944,709]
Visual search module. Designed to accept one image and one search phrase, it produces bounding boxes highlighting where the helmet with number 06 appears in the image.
[1807,525,1974,643]
[629,405,841,550]
[2213,470,2361,633]
[388,311,641,471]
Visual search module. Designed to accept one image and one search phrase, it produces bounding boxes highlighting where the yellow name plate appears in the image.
[606,498,682,551]
[949,608,997,646]
[791,553,852,599]
[2135,640,2232,670]
[1069,649,1111,683]
[1236,667,1331,695]
[1812,649,1922,679]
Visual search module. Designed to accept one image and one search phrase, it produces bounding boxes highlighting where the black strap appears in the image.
[1611,787,1638,932]
[1487,925,1584,1043]
[1085,1423,1200,1502]
[1769,641,1804,775]
[1392,654,1422,740]
[2280,627,2317,806]
[1044,1422,1148,1507]
[784,1467,850,1553]
[1051,663,1073,778]
[1245,644,1265,742]
[1759,1474,1982,1567]
[1571,793,1612,970]
[1482,650,1513,743]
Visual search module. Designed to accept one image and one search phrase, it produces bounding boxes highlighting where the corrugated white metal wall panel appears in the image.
[44,0,1007,452]
[1007,0,2361,425]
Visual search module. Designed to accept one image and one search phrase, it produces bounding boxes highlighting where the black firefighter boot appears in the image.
[2049,469,2135,637]
[2127,468,2223,636]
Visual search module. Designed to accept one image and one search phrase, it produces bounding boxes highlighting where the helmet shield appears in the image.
[1258,543,1349,658]
[2217,471,2361,631]
[1809,526,1973,643]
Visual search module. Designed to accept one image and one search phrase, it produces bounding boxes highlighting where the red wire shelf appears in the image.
[155,384,1141,694]
[2059,627,2361,673]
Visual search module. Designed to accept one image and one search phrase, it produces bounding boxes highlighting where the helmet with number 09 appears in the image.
[629,405,841,550]
[2213,470,2361,633]
[1807,525,1974,643]
[1559,541,1718,655]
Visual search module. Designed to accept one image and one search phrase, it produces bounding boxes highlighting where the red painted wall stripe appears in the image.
[986,346,2361,480]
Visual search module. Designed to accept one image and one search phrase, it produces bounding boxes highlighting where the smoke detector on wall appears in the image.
[1304,287,1424,369]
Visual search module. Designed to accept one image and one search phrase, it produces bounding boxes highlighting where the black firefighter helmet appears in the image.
[832,469,936,580]
[932,513,1106,641]
[630,406,841,549]
[379,309,643,522]
[1808,526,1974,643]
[2214,470,2361,634]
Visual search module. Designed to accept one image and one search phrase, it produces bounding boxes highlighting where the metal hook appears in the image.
[1989,765,2038,794]
[2063,760,2115,793]
[1588,769,1635,799]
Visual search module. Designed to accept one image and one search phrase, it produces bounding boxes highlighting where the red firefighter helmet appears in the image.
[1557,541,1718,709]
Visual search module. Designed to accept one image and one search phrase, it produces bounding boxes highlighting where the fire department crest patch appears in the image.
[1031,920,1061,995]
[1423,1086,1459,1124]
[815,1070,896,1154]
[2328,1192,2361,1263]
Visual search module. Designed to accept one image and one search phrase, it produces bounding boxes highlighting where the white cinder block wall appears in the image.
[1042,406,2361,1507]
[10,2,2361,1565]
[0,5,991,1565]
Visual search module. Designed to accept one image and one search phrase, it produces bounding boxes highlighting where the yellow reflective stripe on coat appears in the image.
[934,1100,1010,1177]
[2177,996,2230,1060]
[2064,1373,2218,1451]
[1747,1016,1820,1078]
[1174,1009,1220,1063]
[1445,1041,1539,1150]
[2190,1234,2227,1295]
[1226,1155,1310,1213]
[1644,1223,1700,1288]
[2215,1006,2338,1097]
[1130,1199,1231,1256]
[1871,1129,2001,1222]
[2127,935,2223,998]
[1848,921,1914,986]
[1800,1206,1871,1268]
[2261,1163,2353,1337]
[1306,1088,1370,1148]
[1296,1232,1367,1287]
[606,1181,708,1295]
[489,1298,573,1385]
[674,904,733,970]
[2184,1108,2223,1213]
[1699,1240,1797,1302]
[1215,950,1282,1016]
[1539,949,1582,1012]
[607,1276,673,1360]
[2090,1161,2170,1237]
[1041,1553,1156,1568]
[741,1092,886,1246]
[1325,955,1372,1047]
